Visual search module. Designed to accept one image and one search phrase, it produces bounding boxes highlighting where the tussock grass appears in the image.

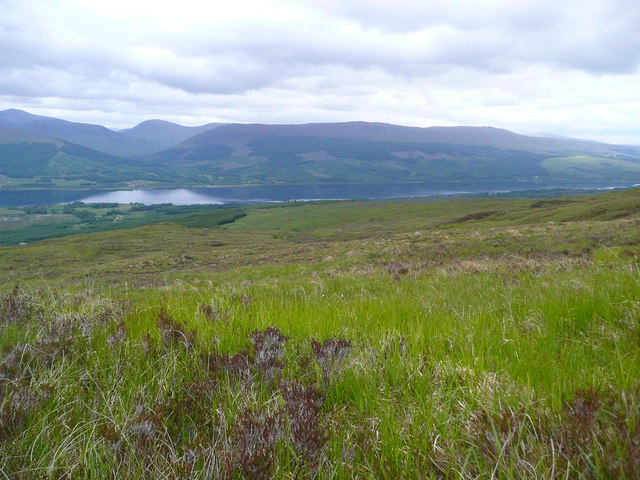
[1,258,639,478]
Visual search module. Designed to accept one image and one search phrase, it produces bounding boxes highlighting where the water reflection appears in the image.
[80,189,227,205]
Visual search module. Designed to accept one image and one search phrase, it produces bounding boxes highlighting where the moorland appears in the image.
[1,188,639,478]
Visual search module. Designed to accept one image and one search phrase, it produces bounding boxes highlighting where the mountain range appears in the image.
[2,108,640,189]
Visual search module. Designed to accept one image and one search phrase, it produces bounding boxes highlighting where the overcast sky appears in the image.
[1,0,639,144]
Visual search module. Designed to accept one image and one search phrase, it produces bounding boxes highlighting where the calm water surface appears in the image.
[0,181,636,206]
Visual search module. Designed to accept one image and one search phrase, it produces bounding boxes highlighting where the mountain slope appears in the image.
[0,123,65,146]
[3,110,640,187]
[0,125,163,187]
[180,122,640,156]
[0,109,166,157]
[0,108,51,129]
[0,125,65,178]
[145,122,640,184]
[0,109,225,158]
[17,118,162,157]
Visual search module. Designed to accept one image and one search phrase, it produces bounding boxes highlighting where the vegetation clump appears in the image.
[312,337,353,389]
[0,285,36,324]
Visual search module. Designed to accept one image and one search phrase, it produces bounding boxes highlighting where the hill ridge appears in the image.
[2,109,640,188]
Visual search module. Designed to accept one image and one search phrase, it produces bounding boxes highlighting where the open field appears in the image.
[1,189,639,478]
[0,203,246,246]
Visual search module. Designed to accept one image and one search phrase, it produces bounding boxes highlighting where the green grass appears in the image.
[542,155,640,179]
[1,188,639,478]
[0,203,247,245]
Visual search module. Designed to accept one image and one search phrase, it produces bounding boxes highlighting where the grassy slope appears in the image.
[543,155,640,179]
[226,190,640,237]
[1,188,639,478]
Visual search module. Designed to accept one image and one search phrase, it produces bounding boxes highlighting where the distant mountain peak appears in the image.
[132,119,181,128]
[0,108,48,128]
[119,119,224,150]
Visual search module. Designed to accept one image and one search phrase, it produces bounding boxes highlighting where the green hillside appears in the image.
[0,143,59,177]
[3,110,640,188]
[0,110,164,157]
[542,155,640,179]
[1,188,639,478]
[0,125,168,188]
[149,122,640,185]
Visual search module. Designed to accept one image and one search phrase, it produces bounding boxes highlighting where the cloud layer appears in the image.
[1,0,639,143]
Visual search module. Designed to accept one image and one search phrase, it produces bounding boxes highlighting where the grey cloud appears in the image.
[312,0,567,33]
[551,8,640,73]
[160,2,640,95]
[306,0,640,74]
[2,0,639,102]
[0,22,123,82]
[144,59,277,95]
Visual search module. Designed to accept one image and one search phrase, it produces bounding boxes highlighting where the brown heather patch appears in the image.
[202,327,291,388]
[106,321,127,347]
[443,210,504,224]
[128,408,162,455]
[239,294,252,307]
[228,407,285,480]
[97,421,124,457]
[560,388,603,450]
[530,199,576,209]
[203,348,254,385]
[33,314,81,365]
[383,261,410,280]
[179,377,218,420]
[250,327,289,385]
[199,301,230,324]
[557,387,640,478]
[0,285,35,324]
[0,382,43,443]
[456,386,640,478]
[157,310,195,350]
[312,337,353,390]
[0,344,32,384]
[280,379,328,471]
